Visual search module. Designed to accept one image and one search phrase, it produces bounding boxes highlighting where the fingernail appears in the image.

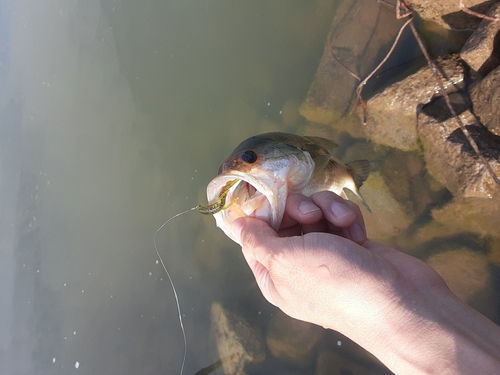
[298,201,320,215]
[330,202,353,220]
[230,218,246,243]
[349,223,366,243]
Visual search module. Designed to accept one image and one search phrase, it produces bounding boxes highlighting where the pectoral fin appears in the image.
[345,187,372,213]
[346,160,372,213]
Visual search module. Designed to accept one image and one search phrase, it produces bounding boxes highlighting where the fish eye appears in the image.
[240,150,257,163]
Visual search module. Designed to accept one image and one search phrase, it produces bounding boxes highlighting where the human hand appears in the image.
[230,192,500,374]
[276,191,367,243]
[230,191,414,331]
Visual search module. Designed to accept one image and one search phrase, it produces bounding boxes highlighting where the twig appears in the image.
[396,0,413,19]
[408,20,500,188]
[326,3,365,82]
[331,50,362,81]
[459,0,500,22]
[354,16,413,120]
[360,0,500,188]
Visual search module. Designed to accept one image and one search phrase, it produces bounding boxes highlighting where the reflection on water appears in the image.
[0,0,498,374]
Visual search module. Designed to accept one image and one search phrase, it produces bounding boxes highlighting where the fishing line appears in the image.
[153,205,198,375]
[153,182,236,374]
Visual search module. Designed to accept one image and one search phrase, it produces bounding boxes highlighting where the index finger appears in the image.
[230,217,281,265]
[280,193,323,229]
[310,191,367,244]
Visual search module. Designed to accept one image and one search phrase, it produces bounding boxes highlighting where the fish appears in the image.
[206,132,371,242]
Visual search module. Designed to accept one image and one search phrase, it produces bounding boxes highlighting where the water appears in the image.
[0,0,498,374]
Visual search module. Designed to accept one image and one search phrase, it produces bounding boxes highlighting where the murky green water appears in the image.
[1,0,498,374]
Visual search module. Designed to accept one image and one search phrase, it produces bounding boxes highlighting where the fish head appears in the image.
[206,133,316,243]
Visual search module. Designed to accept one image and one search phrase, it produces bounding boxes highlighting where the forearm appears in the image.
[235,210,500,375]
[348,280,500,374]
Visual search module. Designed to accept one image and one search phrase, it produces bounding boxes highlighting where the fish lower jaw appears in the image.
[207,173,284,241]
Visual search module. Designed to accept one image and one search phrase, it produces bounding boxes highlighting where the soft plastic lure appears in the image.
[196,179,239,215]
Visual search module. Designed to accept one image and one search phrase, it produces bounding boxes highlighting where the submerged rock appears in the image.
[470,65,500,136]
[266,311,323,367]
[351,171,413,243]
[490,238,500,265]
[410,0,494,30]
[211,302,265,375]
[299,0,409,127]
[427,247,497,319]
[362,55,465,151]
[417,109,500,198]
[460,2,500,73]
[315,350,375,375]
[432,196,500,238]
[377,149,440,218]
[410,220,463,248]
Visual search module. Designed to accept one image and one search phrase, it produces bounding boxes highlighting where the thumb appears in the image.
[230,217,278,253]
[232,217,281,306]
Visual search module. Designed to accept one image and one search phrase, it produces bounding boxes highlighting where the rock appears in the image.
[417,108,500,198]
[329,115,367,140]
[410,220,463,248]
[422,21,475,57]
[211,302,265,375]
[268,371,304,375]
[470,65,500,136]
[442,1,498,30]
[427,247,497,319]
[300,0,409,126]
[363,55,465,151]
[379,150,416,210]
[460,2,500,73]
[418,90,471,123]
[490,238,500,265]
[362,147,440,219]
[302,123,338,143]
[410,0,491,30]
[266,311,323,367]
[280,99,302,129]
[350,171,413,243]
[341,139,380,167]
[315,350,377,375]
[432,196,500,238]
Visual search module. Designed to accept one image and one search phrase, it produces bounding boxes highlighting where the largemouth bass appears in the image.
[206,132,371,242]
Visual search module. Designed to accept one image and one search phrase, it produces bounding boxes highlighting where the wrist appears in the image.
[368,281,500,374]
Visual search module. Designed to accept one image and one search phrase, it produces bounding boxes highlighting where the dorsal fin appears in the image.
[303,136,338,154]
[312,153,332,173]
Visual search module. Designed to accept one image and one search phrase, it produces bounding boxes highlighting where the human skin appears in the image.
[230,191,500,375]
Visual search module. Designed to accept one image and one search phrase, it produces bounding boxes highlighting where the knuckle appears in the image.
[240,226,259,249]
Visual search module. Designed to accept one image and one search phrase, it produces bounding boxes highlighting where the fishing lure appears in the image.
[197,179,239,215]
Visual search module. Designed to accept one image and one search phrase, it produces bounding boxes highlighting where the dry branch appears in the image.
[357,0,500,188]
[459,0,500,22]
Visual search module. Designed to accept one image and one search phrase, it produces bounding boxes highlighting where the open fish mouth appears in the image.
[206,171,281,242]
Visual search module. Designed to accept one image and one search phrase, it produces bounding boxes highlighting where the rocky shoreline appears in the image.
[211,2,500,374]
[299,0,500,243]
